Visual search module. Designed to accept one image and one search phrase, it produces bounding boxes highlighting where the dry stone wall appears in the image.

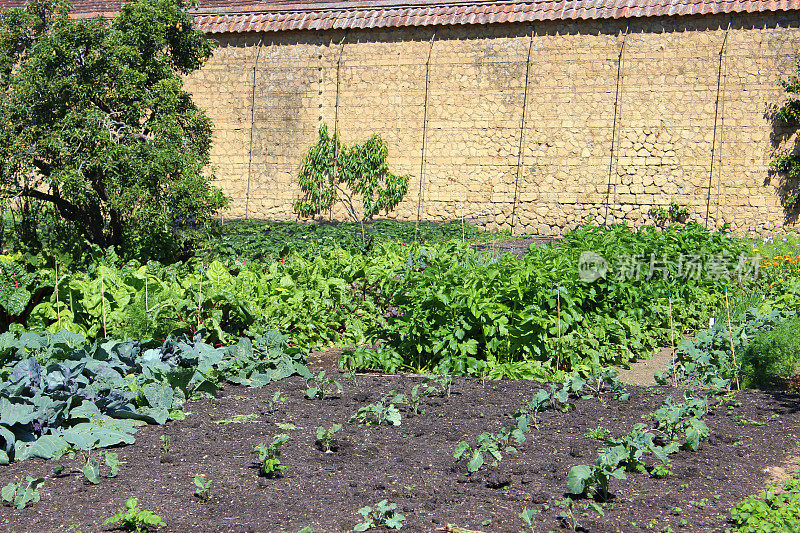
[184,13,800,234]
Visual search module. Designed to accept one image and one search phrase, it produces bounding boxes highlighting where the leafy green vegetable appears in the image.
[1,476,43,509]
[351,392,405,426]
[729,470,800,532]
[252,435,289,477]
[194,474,211,501]
[354,499,405,531]
[345,223,749,376]
[315,424,342,453]
[0,328,307,462]
[304,371,342,400]
[104,498,165,532]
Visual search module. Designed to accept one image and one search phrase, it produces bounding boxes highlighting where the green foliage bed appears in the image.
[1,222,757,380]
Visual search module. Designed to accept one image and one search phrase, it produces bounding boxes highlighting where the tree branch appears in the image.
[19,186,82,220]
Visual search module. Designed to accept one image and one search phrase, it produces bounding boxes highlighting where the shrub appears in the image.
[740,317,800,388]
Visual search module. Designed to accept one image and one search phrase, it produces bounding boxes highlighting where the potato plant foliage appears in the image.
[0,0,227,257]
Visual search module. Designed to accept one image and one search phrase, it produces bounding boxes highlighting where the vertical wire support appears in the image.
[331,32,348,221]
[415,32,436,241]
[333,32,348,139]
[706,21,731,228]
[245,34,264,220]
[510,26,535,236]
[604,27,628,225]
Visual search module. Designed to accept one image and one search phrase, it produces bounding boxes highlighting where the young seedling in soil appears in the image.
[252,434,290,477]
[354,499,406,531]
[215,413,259,425]
[53,449,119,485]
[305,371,342,400]
[454,430,519,474]
[548,498,603,532]
[315,424,342,453]
[1,476,44,509]
[423,374,452,397]
[351,392,405,426]
[454,410,529,474]
[567,448,627,501]
[407,383,437,414]
[650,392,710,451]
[104,498,165,532]
[519,507,538,533]
[194,474,211,501]
[264,391,287,414]
[517,388,551,429]
[649,464,674,478]
[602,423,677,474]
[343,369,359,387]
[160,435,170,454]
[585,425,610,441]
[81,451,119,484]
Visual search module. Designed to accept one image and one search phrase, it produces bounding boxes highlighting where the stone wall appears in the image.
[184,13,800,234]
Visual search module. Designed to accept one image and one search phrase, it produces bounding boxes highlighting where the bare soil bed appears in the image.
[1,365,799,533]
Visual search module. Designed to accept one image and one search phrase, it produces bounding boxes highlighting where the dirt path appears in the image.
[616,347,676,386]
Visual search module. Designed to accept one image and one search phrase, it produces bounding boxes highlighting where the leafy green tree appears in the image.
[0,0,227,258]
[293,124,409,244]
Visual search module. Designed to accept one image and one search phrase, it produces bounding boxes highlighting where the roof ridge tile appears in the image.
[5,0,797,31]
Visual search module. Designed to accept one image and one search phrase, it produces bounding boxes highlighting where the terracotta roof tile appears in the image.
[2,0,800,32]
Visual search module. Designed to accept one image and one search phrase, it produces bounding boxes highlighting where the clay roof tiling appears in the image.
[1,0,799,31]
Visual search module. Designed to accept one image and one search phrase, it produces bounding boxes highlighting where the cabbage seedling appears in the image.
[104,498,165,532]
[194,474,211,501]
[1,476,44,509]
[354,499,405,531]
[316,424,342,453]
[252,434,290,477]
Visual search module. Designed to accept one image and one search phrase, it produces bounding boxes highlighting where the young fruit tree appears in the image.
[293,124,410,244]
[0,0,228,257]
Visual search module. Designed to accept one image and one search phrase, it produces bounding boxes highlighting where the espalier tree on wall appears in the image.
[0,0,227,259]
[293,123,410,244]
[772,55,800,213]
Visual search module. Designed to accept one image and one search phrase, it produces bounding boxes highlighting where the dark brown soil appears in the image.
[2,365,799,533]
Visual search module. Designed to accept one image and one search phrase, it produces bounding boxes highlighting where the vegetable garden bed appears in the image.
[1,361,798,532]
